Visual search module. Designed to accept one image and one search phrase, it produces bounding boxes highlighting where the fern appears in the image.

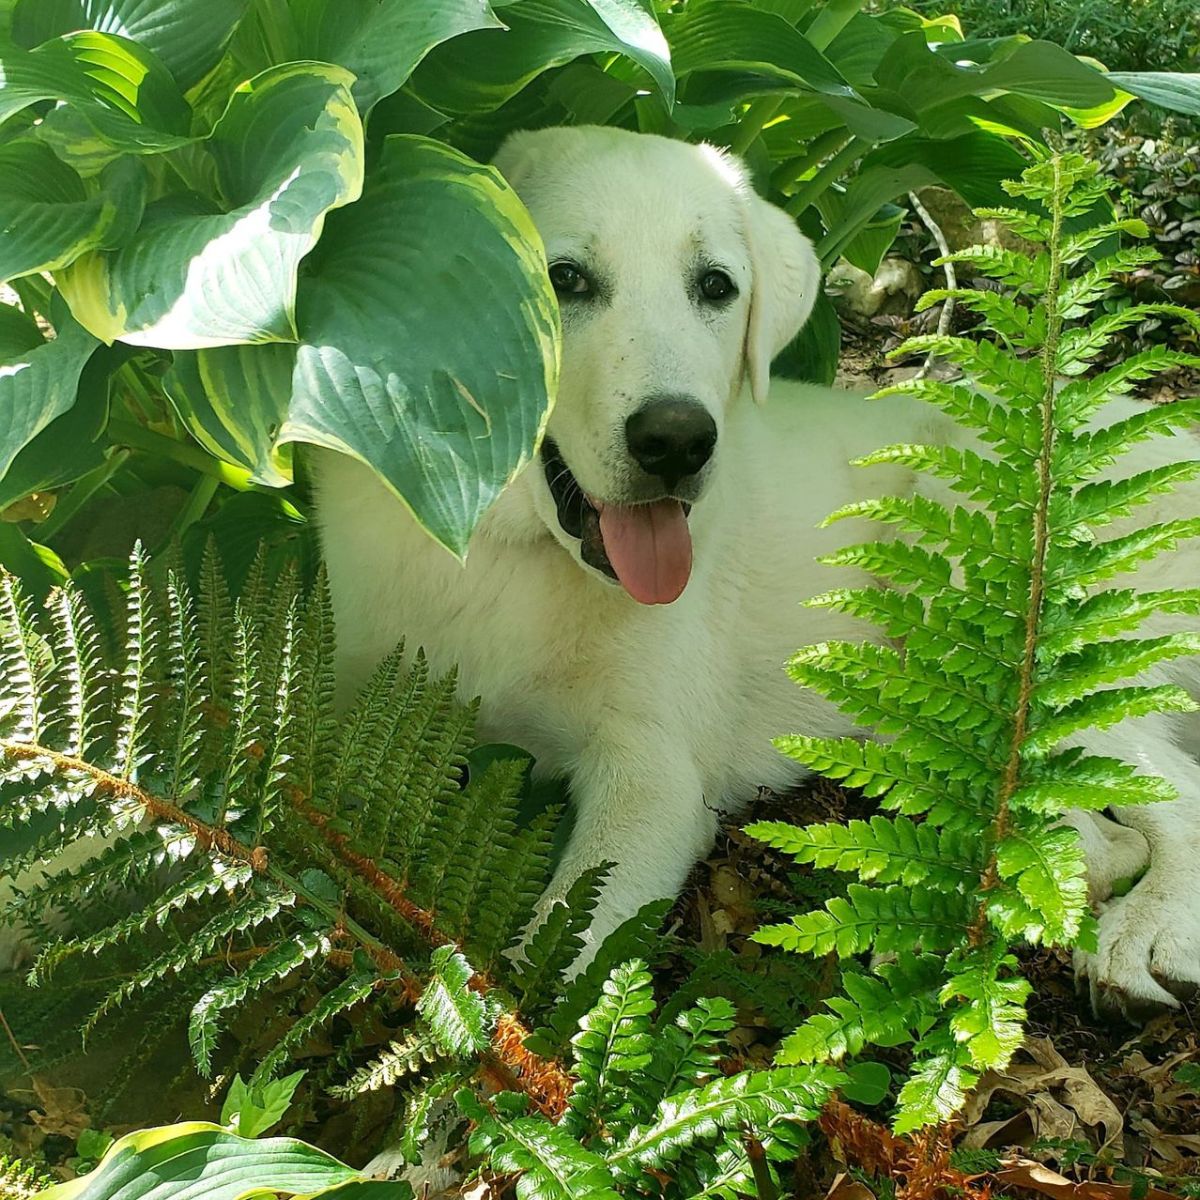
[461,959,841,1199]
[751,152,1200,1133]
[0,551,578,1118]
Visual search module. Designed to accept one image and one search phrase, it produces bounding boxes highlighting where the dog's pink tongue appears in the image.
[597,500,692,605]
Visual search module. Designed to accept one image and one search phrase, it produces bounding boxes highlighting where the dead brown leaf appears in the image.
[961,1038,1123,1151]
[823,1171,876,1200]
[27,1078,90,1141]
[997,1157,1179,1200]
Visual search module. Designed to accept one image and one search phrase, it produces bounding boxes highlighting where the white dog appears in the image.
[312,126,1200,1013]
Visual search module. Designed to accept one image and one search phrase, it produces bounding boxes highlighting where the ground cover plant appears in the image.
[2,0,1200,1197]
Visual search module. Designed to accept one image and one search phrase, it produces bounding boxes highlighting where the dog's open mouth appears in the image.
[542,437,693,605]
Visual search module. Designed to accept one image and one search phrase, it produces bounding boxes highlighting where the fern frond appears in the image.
[418,945,493,1059]
[562,958,655,1139]
[331,1026,445,1099]
[755,151,1200,1134]
[190,929,333,1074]
[608,1066,839,1180]
[754,884,970,957]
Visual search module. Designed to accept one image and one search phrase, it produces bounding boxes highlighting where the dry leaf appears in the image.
[824,1171,876,1200]
[961,1038,1123,1150]
[997,1157,1179,1200]
[28,1078,90,1140]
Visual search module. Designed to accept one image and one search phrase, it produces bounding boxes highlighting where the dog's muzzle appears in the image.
[541,437,694,605]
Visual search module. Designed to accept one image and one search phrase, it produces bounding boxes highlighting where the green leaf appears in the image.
[609,1066,840,1177]
[1106,72,1200,118]
[412,0,674,115]
[11,0,250,91]
[842,1061,891,1106]
[248,0,504,114]
[220,1069,306,1139]
[34,1122,410,1200]
[0,32,191,151]
[0,145,144,283]
[418,945,492,1059]
[666,0,855,96]
[564,958,655,1137]
[164,344,295,487]
[60,62,364,348]
[281,134,559,557]
[994,826,1088,943]
[0,306,98,487]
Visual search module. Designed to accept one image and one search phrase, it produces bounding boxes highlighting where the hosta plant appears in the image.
[750,152,1200,1132]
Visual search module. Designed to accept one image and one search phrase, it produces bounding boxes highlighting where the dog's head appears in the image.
[491,126,819,603]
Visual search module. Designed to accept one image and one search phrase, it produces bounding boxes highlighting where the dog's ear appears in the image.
[741,190,820,405]
[492,130,541,190]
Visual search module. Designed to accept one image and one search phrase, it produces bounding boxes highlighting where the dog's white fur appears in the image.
[311,127,1198,1012]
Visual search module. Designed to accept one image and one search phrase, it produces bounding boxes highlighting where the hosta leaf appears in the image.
[59,62,364,348]
[11,0,249,91]
[241,0,504,114]
[33,1123,409,1200]
[0,145,144,283]
[1105,71,1200,118]
[0,305,97,486]
[164,343,295,487]
[279,134,559,557]
[418,945,492,1059]
[0,32,191,151]
[412,0,674,115]
[665,0,854,96]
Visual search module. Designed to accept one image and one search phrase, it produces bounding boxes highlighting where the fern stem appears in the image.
[0,741,269,869]
[297,803,573,1118]
[973,157,1068,937]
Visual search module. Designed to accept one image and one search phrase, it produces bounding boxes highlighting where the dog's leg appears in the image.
[532,722,716,964]
[1070,714,1200,1014]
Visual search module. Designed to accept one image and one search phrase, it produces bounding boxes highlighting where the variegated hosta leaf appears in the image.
[164,133,559,549]
[233,0,505,114]
[283,134,559,557]
[0,144,145,283]
[164,343,295,487]
[411,0,675,115]
[60,62,365,349]
[10,0,251,91]
[0,31,191,151]
[0,303,98,484]
[34,1122,410,1200]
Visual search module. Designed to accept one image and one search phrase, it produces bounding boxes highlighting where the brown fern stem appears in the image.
[969,157,1066,948]
[297,802,572,1118]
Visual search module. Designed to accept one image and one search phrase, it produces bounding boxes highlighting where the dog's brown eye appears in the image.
[699,269,736,302]
[549,262,590,296]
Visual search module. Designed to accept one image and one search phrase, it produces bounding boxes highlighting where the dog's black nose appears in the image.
[625,396,717,488]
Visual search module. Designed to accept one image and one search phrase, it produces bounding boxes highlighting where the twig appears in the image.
[908,189,957,379]
[0,1006,32,1073]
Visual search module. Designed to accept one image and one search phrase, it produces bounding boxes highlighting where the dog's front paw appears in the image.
[1075,871,1200,1017]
